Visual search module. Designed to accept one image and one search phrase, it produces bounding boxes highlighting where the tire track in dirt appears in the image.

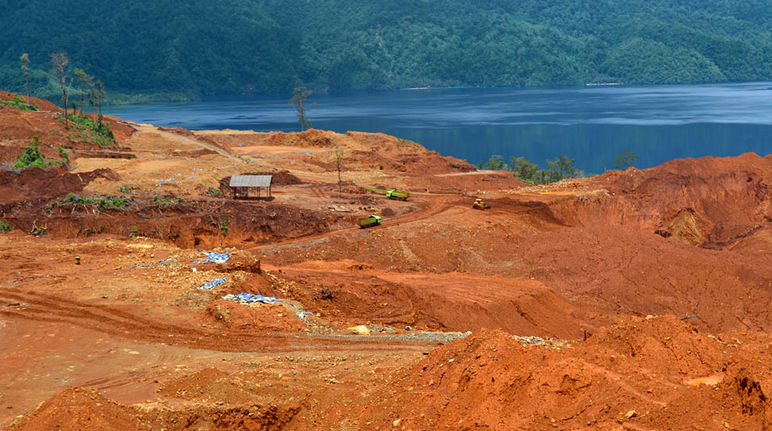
[0,288,432,353]
[254,194,464,254]
[129,124,243,163]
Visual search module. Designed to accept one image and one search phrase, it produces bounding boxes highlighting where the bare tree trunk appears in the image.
[335,147,344,192]
[20,53,30,105]
[50,51,70,129]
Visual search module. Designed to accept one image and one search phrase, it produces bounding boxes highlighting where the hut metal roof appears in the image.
[229,175,273,188]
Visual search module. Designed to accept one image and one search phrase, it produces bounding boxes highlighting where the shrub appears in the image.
[14,136,51,169]
[61,113,115,148]
[51,193,131,213]
[153,195,186,209]
[0,96,39,112]
[97,195,130,211]
[207,187,223,197]
[0,220,14,233]
[396,137,418,147]
[482,154,508,170]
[613,148,638,169]
[56,146,69,164]
[219,218,229,236]
[510,156,539,181]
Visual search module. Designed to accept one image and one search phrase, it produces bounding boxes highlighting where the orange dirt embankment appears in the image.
[1,90,771,430]
[0,91,61,112]
[339,316,771,430]
[5,386,300,431]
[0,167,118,203]
[271,262,603,338]
[1,196,347,249]
[196,128,475,176]
[7,316,770,430]
[260,154,772,334]
[0,97,134,164]
[595,153,772,248]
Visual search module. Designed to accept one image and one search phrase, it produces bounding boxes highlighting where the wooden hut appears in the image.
[229,175,273,199]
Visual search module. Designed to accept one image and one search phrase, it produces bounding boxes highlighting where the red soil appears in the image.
[0,92,770,430]
[345,316,771,430]
[0,91,61,112]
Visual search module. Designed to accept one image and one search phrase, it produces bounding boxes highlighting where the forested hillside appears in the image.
[1,0,770,100]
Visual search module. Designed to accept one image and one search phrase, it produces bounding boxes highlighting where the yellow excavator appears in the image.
[472,198,489,210]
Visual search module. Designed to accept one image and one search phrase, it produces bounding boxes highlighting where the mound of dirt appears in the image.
[0,92,134,164]
[207,298,309,332]
[597,153,772,247]
[6,387,149,431]
[204,128,475,176]
[273,267,599,337]
[7,383,301,431]
[0,167,118,204]
[345,316,771,430]
[0,91,61,112]
[579,315,726,377]
[158,367,255,404]
[141,403,300,431]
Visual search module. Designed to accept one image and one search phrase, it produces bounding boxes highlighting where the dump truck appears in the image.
[358,214,382,228]
[366,187,410,201]
[472,198,489,210]
[385,189,409,201]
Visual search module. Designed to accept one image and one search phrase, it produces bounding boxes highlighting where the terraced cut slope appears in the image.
[0,92,770,430]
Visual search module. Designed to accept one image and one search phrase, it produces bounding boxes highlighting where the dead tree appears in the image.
[20,53,30,105]
[50,51,70,128]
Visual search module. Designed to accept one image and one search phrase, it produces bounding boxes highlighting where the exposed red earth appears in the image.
[0,92,769,429]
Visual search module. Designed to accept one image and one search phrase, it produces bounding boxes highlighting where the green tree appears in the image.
[510,156,539,181]
[546,155,579,182]
[50,51,70,128]
[74,68,92,116]
[14,136,49,169]
[290,86,312,131]
[19,53,30,105]
[93,80,105,124]
[613,148,638,169]
[482,154,507,170]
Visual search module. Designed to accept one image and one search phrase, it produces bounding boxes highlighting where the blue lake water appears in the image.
[106,82,772,174]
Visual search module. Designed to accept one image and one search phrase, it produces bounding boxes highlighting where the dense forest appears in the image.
[1,0,770,101]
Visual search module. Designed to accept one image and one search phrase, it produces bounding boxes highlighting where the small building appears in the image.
[229,175,273,200]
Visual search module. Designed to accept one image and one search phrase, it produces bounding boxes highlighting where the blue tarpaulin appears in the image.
[222,293,314,322]
[224,293,301,310]
[198,278,228,290]
[193,252,232,264]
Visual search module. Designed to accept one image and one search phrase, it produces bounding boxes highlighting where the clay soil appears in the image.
[0,94,770,430]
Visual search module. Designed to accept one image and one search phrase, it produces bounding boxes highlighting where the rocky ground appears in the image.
[0,92,770,430]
